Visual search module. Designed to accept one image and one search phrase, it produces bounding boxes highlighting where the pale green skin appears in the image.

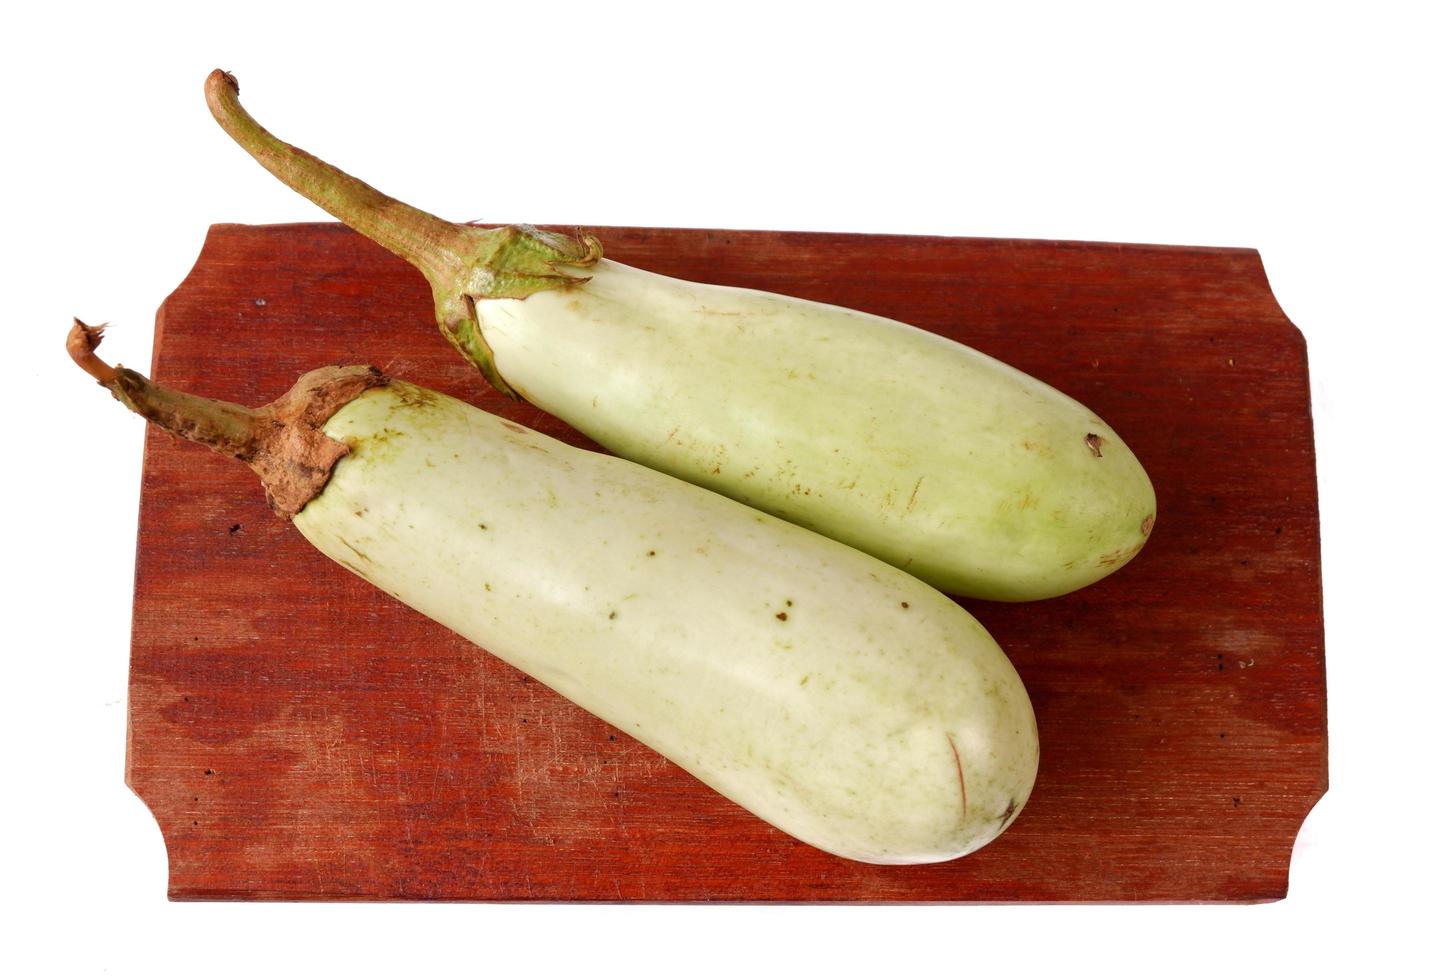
[203,72,1154,602]
[476,260,1158,601]
[293,383,1039,864]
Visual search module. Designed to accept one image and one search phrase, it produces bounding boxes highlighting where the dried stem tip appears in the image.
[68,319,387,517]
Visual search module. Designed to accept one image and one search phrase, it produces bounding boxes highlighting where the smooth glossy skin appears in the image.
[476,259,1158,601]
[293,382,1039,864]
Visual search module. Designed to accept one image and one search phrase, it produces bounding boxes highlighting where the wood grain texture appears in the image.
[126,222,1326,902]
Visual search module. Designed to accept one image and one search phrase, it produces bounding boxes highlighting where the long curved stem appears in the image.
[203,69,603,397]
[204,70,463,282]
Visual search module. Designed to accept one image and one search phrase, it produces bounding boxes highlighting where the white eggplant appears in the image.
[72,322,1037,864]
[205,70,1157,602]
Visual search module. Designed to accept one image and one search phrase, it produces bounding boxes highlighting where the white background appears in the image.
[6,1,1443,976]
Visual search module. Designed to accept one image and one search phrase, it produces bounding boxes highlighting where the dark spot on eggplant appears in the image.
[776,611,789,621]
[394,385,440,409]
[900,601,910,609]
[1084,433,1104,458]
[998,798,1017,827]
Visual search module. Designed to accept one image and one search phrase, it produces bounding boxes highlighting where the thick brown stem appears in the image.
[69,320,386,517]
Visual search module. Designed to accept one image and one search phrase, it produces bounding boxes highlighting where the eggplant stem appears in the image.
[69,319,386,517]
[204,69,602,398]
[67,318,261,454]
[204,70,464,280]
[66,320,120,384]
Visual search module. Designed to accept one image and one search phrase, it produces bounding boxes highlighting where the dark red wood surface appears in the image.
[127,222,1326,902]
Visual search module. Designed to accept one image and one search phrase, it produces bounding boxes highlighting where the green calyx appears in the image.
[430,223,602,397]
[204,69,602,398]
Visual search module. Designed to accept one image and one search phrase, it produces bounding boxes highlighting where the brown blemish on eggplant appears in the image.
[775,611,789,621]
[500,421,526,434]
[339,539,372,563]
[907,477,924,512]
[392,384,439,409]
[1098,530,1151,567]
[1142,514,1155,536]
[1085,433,1104,458]
[945,733,968,821]
[998,798,1017,828]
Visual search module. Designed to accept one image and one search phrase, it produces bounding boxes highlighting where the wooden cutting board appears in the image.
[126,222,1326,902]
